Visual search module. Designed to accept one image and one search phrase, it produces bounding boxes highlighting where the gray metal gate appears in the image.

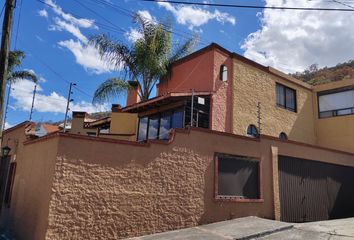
[278,156,354,222]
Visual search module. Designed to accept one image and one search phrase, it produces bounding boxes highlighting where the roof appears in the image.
[172,43,312,90]
[122,91,213,113]
[3,121,35,135]
[41,123,61,134]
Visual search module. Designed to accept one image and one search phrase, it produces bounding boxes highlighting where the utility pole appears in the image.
[29,84,37,121]
[63,83,76,132]
[0,0,16,139]
[2,81,12,131]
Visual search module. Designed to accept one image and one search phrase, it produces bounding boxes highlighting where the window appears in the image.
[137,108,185,142]
[247,124,258,138]
[220,65,228,81]
[216,154,260,199]
[159,112,172,140]
[148,115,159,140]
[137,117,148,142]
[276,83,297,112]
[171,109,184,129]
[279,132,288,140]
[4,162,16,207]
[318,89,354,118]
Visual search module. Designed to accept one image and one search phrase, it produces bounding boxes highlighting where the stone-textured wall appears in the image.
[44,131,271,239]
[46,148,208,239]
[232,60,317,144]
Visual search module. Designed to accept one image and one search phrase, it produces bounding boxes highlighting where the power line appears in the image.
[142,0,354,11]
[82,0,210,45]
[36,0,126,35]
[0,3,5,18]
[331,0,354,9]
[13,0,22,49]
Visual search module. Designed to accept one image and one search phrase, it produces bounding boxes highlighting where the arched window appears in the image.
[279,132,288,140]
[247,125,258,137]
[220,65,228,81]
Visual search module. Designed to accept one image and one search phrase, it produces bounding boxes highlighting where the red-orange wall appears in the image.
[158,48,233,133]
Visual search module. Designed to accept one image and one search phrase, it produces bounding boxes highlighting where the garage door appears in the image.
[278,156,354,222]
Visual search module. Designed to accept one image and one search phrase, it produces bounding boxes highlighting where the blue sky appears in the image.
[2,0,354,127]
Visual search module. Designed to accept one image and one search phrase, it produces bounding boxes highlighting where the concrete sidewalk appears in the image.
[259,218,354,239]
[129,217,354,240]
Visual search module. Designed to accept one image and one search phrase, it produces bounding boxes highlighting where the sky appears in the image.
[2,0,354,128]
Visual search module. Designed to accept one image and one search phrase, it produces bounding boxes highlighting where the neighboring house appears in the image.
[0,43,354,240]
[34,123,61,137]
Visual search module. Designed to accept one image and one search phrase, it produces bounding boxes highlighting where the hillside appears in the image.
[291,60,354,85]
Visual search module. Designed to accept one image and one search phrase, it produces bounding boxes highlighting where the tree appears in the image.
[7,51,38,83]
[2,51,38,129]
[89,13,198,103]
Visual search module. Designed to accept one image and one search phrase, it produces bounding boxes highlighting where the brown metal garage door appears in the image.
[278,156,354,222]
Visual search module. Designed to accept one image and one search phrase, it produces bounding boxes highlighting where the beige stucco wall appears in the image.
[313,79,354,153]
[1,125,59,240]
[109,112,138,135]
[232,59,317,144]
[1,127,354,239]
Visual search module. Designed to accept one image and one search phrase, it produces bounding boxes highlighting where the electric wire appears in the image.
[81,0,210,45]
[14,0,22,49]
[0,3,5,19]
[141,0,354,11]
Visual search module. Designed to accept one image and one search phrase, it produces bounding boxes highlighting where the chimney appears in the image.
[126,81,141,106]
[71,111,88,134]
[111,104,122,113]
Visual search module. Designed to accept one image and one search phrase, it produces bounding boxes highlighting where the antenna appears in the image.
[29,84,37,121]
[257,101,262,136]
[63,82,76,132]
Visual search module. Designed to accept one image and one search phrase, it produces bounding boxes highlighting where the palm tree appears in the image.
[3,51,38,129]
[7,51,38,83]
[90,13,198,103]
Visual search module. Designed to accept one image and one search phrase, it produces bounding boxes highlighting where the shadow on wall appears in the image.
[287,92,316,144]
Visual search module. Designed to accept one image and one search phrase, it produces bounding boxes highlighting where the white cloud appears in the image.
[41,0,117,74]
[51,17,88,43]
[4,122,13,130]
[44,0,95,28]
[35,35,45,42]
[38,9,48,18]
[137,10,156,23]
[125,10,156,42]
[158,1,236,29]
[242,0,354,73]
[125,28,143,42]
[10,79,108,114]
[58,39,116,74]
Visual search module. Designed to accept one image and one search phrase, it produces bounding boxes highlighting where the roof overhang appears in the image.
[122,91,213,114]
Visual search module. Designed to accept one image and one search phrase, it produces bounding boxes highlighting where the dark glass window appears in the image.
[276,83,296,112]
[217,154,259,199]
[220,65,228,81]
[279,132,288,140]
[137,117,148,142]
[171,109,184,129]
[148,116,159,140]
[247,124,258,137]
[159,113,171,140]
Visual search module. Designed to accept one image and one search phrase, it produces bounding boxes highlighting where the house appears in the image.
[0,43,354,240]
[34,123,61,137]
